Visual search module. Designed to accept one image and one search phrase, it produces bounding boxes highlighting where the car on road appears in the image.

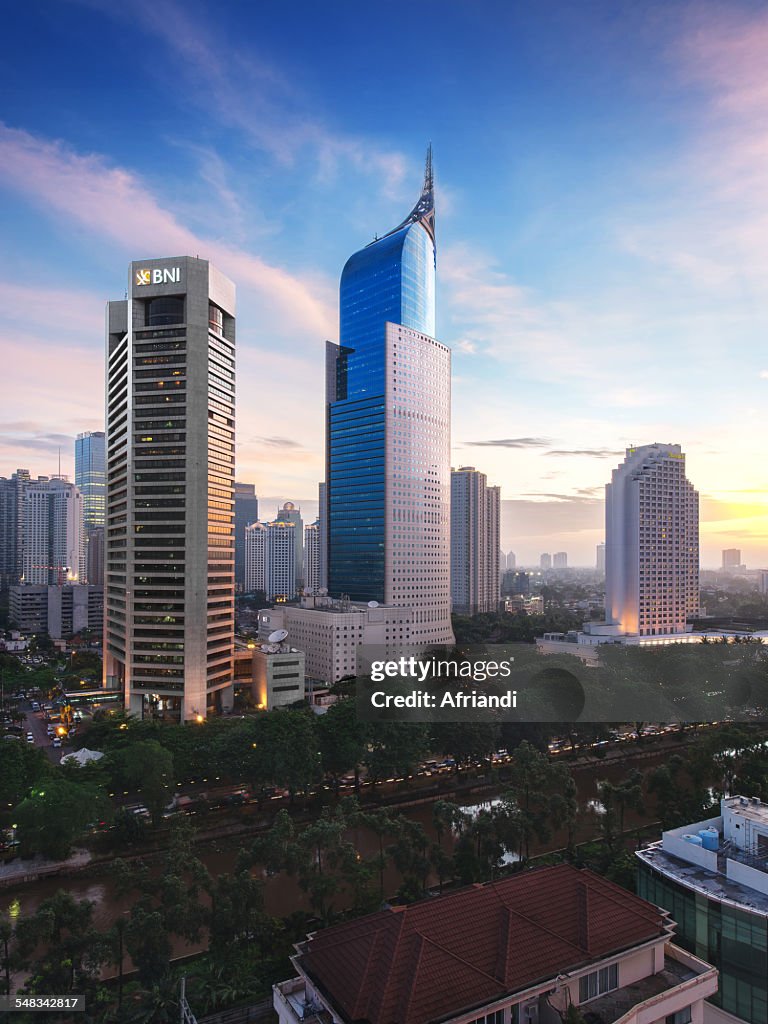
[52,737,62,748]
[31,701,40,711]
[26,732,34,743]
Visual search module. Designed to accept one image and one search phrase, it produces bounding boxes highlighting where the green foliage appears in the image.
[0,738,51,822]
[106,739,174,824]
[317,698,367,787]
[14,778,111,860]
[364,719,430,783]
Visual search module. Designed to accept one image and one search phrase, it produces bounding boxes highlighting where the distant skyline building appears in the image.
[304,520,320,592]
[234,481,259,592]
[540,552,552,570]
[553,551,567,569]
[75,431,106,532]
[596,541,606,573]
[87,526,104,587]
[22,477,84,585]
[317,482,328,591]
[0,468,31,588]
[325,150,453,645]
[104,257,236,721]
[722,548,741,569]
[506,550,516,570]
[450,466,500,615]
[244,520,296,601]
[605,443,699,636]
[276,501,303,590]
[76,431,105,586]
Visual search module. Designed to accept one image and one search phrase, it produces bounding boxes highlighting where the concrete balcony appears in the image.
[273,977,333,1024]
[581,945,718,1024]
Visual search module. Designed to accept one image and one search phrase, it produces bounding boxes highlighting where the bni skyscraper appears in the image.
[605,443,699,636]
[325,150,454,644]
[104,257,236,721]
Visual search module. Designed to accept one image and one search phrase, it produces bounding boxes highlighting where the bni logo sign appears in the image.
[135,267,181,286]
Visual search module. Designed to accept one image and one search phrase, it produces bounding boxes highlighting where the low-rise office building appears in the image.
[10,584,103,639]
[258,592,414,684]
[637,795,768,1024]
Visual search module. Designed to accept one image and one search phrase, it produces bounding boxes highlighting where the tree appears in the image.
[14,779,111,860]
[106,739,174,825]
[430,721,500,771]
[15,891,109,997]
[500,741,575,860]
[0,740,51,822]
[317,698,368,793]
[252,709,321,801]
[364,720,430,784]
[125,906,172,990]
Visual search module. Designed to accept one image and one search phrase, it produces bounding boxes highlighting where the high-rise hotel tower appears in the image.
[104,257,236,721]
[325,150,454,644]
[605,443,699,636]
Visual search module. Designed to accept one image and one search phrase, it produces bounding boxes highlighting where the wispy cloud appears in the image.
[520,492,601,504]
[546,448,623,458]
[0,123,336,342]
[463,437,551,449]
[82,0,411,199]
[252,436,304,450]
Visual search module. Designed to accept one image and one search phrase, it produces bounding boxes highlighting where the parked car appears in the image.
[26,732,34,744]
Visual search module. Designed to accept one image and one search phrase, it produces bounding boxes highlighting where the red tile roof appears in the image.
[298,864,667,1024]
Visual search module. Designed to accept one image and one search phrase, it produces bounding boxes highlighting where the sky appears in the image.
[1,0,767,568]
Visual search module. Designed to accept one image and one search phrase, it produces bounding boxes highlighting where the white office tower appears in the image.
[276,501,303,590]
[244,521,296,601]
[104,257,236,721]
[450,466,500,615]
[605,443,699,637]
[244,522,266,595]
[540,553,552,570]
[553,551,568,569]
[22,478,84,585]
[304,520,320,592]
[265,522,295,601]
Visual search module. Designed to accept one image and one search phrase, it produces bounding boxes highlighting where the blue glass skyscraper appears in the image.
[75,430,106,532]
[326,151,454,644]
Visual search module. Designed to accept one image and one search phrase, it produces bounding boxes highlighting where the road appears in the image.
[18,702,63,764]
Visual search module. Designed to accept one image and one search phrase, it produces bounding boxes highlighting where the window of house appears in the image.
[579,963,618,1002]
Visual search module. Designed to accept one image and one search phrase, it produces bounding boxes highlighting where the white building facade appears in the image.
[450,466,500,615]
[606,443,699,637]
[22,478,84,585]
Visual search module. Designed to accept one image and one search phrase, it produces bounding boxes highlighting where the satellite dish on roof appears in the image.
[368,601,379,608]
[269,628,289,643]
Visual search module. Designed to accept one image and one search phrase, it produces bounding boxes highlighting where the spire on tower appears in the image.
[375,144,436,247]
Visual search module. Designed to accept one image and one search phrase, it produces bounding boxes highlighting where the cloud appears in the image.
[546,448,623,458]
[82,0,411,199]
[520,492,601,504]
[0,430,76,457]
[0,123,336,343]
[760,370,768,379]
[454,339,478,355]
[251,436,304,450]
[463,437,552,449]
